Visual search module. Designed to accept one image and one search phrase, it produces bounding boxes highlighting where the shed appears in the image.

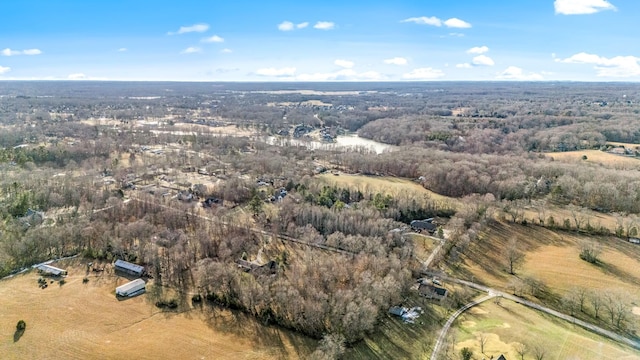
[36,264,67,276]
[389,306,407,317]
[114,259,145,276]
[116,278,146,297]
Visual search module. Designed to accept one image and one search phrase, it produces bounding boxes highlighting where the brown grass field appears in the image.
[520,201,622,233]
[0,259,315,360]
[607,141,640,149]
[316,173,460,208]
[452,301,640,359]
[545,149,640,170]
[449,221,640,314]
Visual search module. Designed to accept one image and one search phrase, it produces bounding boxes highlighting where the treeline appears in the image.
[338,147,640,214]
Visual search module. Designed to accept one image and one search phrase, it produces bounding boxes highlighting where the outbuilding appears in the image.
[36,264,67,276]
[116,278,146,297]
[114,259,145,276]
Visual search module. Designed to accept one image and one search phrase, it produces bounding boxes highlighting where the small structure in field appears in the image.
[116,278,146,297]
[114,259,144,277]
[36,264,67,277]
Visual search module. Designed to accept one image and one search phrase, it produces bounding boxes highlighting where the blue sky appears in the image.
[0,0,637,81]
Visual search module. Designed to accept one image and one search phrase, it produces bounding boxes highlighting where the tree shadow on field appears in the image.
[13,328,25,343]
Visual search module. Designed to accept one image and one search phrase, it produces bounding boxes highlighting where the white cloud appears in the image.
[181,47,202,54]
[0,65,10,74]
[456,63,472,68]
[297,69,382,81]
[201,35,224,43]
[255,67,297,77]
[68,73,87,80]
[2,48,19,56]
[401,16,471,28]
[2,48,42,56]
[221,48,233,53]
[117,48,128,52]
[334,59,354,68]
[558,52,640,77]
[278,21,309,31]
[496,66,543,80]
[444,18,472,28]
[401,16,442,26]
[402,67,445,80]
[314,21,335,30]
[168,23,209,35]
[278,21,294,31]
[472,55,495,66]
[383,57,408,65]
[467,46,489,54]
[22,49,42,55]
[66,73,108,81]
[554,0,616,15]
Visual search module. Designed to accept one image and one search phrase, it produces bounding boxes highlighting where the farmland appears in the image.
[0,261,316,360]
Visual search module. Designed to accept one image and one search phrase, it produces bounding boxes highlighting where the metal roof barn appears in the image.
[115,278,146,297]
[114,259,144,276]
[36,264,67,276]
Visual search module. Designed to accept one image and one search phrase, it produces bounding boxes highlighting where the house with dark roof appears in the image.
[410,219,437,234]
[418,283,448,301]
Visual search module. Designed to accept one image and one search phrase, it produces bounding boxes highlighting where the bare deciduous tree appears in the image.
[504,239,525,275]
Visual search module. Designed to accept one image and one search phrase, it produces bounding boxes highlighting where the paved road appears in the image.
[430,294,495,360]
[440,276,640,351]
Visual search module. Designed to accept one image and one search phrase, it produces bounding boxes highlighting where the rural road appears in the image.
[431,275,640,353]
[430,294,495,360]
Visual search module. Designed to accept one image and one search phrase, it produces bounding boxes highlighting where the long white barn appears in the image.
[115,278,146,297]
[36,264,67,276]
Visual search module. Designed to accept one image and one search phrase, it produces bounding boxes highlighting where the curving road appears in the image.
[438,275,640,352]
[430,294,495,360]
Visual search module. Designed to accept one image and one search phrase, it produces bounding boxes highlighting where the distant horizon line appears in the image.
[1,79,639,84]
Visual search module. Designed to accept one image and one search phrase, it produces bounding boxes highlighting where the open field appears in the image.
[0,260,315,360]
[452,301,640,360]
[520,201,621,233]
[545,149,640,169]
[607,141,640,149]
[449,221,640,311]
[316,173,459,208]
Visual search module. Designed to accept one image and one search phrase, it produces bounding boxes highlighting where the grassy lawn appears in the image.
[448,221,640,321]
[316,173,460,209]
[347,293,448,360]
[545,149,640,170]
[450,301,640,360]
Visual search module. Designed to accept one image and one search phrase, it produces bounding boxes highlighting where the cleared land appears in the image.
[450,221,640,310]
[316,173,459,208]
[452,301,640,359]
[546,149,640,170]
[0,260,315,360]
